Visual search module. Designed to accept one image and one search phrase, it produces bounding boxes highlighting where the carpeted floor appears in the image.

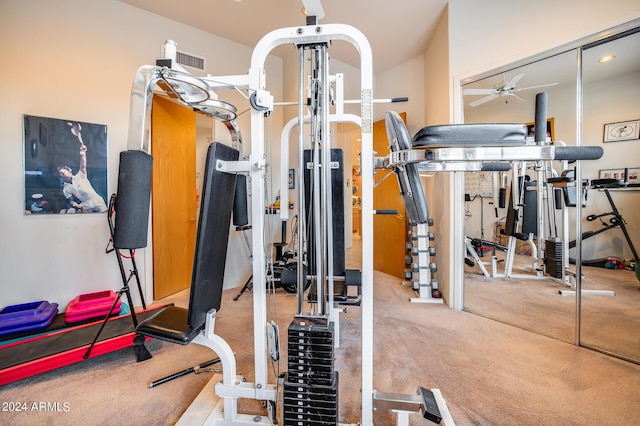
[464,251,640,362]
[1,241,640,425]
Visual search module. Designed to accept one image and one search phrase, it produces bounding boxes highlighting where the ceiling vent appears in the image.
[176,50,206,72]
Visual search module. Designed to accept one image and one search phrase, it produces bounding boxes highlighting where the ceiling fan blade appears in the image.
[504,73,525,90]
[510,93,525,103]
[514,82,559,92]
[469,94,498,107]
[463,88,498,95]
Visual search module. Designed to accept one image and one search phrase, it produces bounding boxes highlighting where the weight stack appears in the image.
[284,318,338,425]
[544,238,563,279]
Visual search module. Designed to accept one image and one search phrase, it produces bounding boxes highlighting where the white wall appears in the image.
[0,0,283,309]
[449,0,640,83]
[370,7,454,304]
[375,55,424,127]
[421,6,454,304]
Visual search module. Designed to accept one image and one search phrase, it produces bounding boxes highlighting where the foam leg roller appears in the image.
[554,146,604,161]
[535,92,548,143]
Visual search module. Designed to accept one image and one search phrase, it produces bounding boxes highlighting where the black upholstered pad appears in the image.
[412,123,527,147]
[136,142,239,346]
[385,111,429,224]
[306,281,361,306]
[114,150,153,249]
[189,142,238,329]
[307,281,349,302]
[136,306,201,345]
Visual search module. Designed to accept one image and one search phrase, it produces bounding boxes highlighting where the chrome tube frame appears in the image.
[249,22,374,425]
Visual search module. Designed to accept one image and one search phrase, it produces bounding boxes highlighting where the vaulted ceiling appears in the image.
[119,0,448,73]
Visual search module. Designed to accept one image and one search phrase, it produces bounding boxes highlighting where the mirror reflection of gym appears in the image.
[461,49,579,345]
[579,29,640,363]
[461,25,640,364]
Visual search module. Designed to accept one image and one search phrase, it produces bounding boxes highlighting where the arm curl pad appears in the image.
[554,146,603,161]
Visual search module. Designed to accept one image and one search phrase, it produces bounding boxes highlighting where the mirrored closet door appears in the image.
[460,22,640,364]
[461,49,579,344]
[579,29,640,363]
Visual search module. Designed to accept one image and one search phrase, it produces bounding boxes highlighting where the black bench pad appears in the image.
[307,282,349,302]
[412,123,527,147]
[307,270,361,305]
[136,306,202,345]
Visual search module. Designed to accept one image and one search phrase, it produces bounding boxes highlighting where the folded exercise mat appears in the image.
[65,290,121,324]
[0,301,59,336]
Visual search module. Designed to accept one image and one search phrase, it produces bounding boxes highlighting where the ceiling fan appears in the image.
[463,73,558,107]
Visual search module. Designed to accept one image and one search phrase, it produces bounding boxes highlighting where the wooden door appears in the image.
[151,96,197,299]
[373,112,407,278]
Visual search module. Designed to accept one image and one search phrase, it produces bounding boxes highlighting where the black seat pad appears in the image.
[412,123,527,147]
[307,281,349,302]
[136,306,202,345]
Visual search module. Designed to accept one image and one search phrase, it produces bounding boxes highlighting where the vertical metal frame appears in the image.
[126,65,162,153]
[249,23,374,424]
[574,47,583,345]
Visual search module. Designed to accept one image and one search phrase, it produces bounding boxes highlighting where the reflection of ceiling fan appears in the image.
[463,73,558,107]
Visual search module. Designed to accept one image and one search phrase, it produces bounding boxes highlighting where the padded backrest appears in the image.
[385,111,429,224]
[188,142,239,329]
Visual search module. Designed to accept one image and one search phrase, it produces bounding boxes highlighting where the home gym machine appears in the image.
[236,14,451,426]
[120,6,604,425]
[120,8,451,425]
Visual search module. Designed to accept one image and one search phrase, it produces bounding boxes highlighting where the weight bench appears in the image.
[133,143,243,417]
[385,112,525,302]
[385,111,441,303]
[376,111,604,425]
[384,113,603,173]
[384,111,604,282]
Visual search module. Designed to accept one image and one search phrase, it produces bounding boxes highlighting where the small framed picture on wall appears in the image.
[598,167,640,189]
[603,119,640,142]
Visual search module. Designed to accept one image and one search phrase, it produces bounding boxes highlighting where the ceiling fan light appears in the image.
[598,55,616,63]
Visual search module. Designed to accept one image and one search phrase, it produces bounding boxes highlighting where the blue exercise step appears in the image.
[0,301,59,336]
